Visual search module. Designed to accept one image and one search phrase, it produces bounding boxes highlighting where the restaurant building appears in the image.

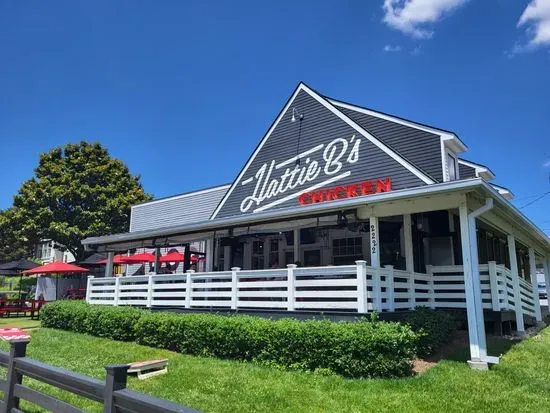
[82,82,550,368]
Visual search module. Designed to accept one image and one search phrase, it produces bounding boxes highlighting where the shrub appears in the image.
[403,307,456,357]
[41,301,420,378]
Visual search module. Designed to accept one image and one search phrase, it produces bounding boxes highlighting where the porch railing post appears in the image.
[231,267,240,310]
[408,271,416,310]
[425,265,435,309]
[287,264,296,311]
[488,261,500,311]
[507,235,525,334]
[113,277,120,306]
[528,248,542,322]
[146,274,154,308]
[373,267,382,312]
[3,339,28,413]
[85,275,94,304]
[104,364,129,413]
[355,260,368,313]
[185,271,193,308]
[385,265,395,312]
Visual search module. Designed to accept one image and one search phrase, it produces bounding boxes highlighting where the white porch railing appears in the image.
[85,261,538,317]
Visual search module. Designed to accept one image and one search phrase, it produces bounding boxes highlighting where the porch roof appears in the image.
[81,178,550,254]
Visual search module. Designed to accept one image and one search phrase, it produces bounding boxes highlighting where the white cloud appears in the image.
[383,44,402,52]
[543,159,550,167]
[410,45,423,55]
[382,0,469,39]
[511,0,550,54]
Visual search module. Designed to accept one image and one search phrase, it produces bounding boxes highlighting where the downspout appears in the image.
[467,198,498,364]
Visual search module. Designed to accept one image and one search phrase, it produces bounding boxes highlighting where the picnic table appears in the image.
[0,299,47,319]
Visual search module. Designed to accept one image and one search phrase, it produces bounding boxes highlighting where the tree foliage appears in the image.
[11,141,152,261]
[0,208,33,262]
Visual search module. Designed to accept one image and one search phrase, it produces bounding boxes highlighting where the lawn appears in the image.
[0,316,41,329]
[0,325,549,412]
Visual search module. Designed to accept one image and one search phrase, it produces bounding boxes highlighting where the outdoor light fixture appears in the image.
[291,107,305,165]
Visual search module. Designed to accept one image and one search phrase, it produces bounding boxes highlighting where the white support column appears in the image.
[425,265,435,309]
[369,217,380,268]
[105,252,114,278]
[293,229,300,264]
[528,248,542,322]
[373,267,382,312]
[507,235,525,334]
[185,272,192,308]
[356,260,368,313]
[113,277,120,306]
[385,265,395,312]
[458,203,483,361]
[488,261,500,311]
[205,238,214,272]
[287,264,296,311]
[231,267,239,310]
[85,276,93,303]
[223,246,231,271]
[146,274,153,308]
[403,214,414,273]
[544,257,550,316]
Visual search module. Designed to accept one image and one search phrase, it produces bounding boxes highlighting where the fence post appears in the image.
[185,270,194,309]
[287,264,296,311]
[408,271,416,310]
[3,339,29,412]
[488,261,500,311]
[373,267,382,312]
[85,275,94,304]
[355,261,368,314]
[104,364,129,413]
[231,267,240,310]
[385,265,395,312]
[425,265,435,309]
[113,277,120,306]
[146,274,154,308]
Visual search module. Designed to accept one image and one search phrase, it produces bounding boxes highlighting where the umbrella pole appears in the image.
[19,272,22,299]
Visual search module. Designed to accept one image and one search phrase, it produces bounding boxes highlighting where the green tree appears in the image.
[0,208,33,261]
[12,141,152,261]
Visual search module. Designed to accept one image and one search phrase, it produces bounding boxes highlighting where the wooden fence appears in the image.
[86,261,537,318]
[0,340,199,413]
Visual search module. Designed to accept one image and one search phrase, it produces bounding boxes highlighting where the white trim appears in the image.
[211,83,436,219]
[133,185,230,209]
[458,159,495,181]
[440,139,448,182]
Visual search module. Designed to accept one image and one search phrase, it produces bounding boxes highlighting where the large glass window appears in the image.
[251,241,264,270]
[447,153,457,181]
[269,239,279,268]
[333,237,362,265]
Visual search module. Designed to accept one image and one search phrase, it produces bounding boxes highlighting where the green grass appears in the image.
[0,327,549,412]
[0,317,41,329]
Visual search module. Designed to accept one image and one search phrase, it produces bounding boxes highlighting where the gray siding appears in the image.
[338,106,444,182]
[215,89,426,218]
[130,185,229,232]
[459,163,476,179]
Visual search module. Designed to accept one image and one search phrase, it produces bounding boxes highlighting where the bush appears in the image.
[403,307,456,357]
[41,301,419,378]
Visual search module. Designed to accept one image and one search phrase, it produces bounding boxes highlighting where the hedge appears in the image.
[402,307,456,358]
[41,301,419,378]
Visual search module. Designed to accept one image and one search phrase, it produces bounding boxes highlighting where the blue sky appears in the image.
[1,0,549,234]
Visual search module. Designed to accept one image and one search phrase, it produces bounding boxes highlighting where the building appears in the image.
[34,239,75,264]
[82,82,550,368]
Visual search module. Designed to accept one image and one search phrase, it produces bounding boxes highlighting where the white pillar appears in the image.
[385,265,395,312]
[293,229,300,265]
[488,261,500,311]
[544,257,550,316]
[507,235,525,334]
[287,264,296,311]
[528,248,542,322]
[458,203,483,361]
[403,214,414,273]
[146,274,153,308]
[356,260,368,313]
[231,267,239,310]
[85,275,94,303]
[205,238,214,272]
[105,252,114,278]
[369,217,380,267]
[185,272,192,308]
[113,277,120,306]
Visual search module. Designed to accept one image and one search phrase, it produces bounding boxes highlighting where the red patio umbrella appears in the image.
[159,251,198,263]
[124,252,156,264]
[96,254,130,265]
[22,262,89,300]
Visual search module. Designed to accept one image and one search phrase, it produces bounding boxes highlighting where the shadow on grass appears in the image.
[443,332,517,362]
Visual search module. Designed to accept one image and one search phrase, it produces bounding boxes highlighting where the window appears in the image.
[269,239,279,268]
[35,241,52,259]
[333,237,363,265]
[447,153,457,181]
[251,241,264,270]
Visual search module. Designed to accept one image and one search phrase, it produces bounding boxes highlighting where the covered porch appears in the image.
[83,179,550,367]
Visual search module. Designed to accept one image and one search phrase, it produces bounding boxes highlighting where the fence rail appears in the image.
[86,261,538,318]
[0,340,198,413]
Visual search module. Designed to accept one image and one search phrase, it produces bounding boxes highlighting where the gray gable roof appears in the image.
[130,185,230,232]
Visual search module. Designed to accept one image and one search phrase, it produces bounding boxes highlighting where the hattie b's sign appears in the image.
[298,177,392,205]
